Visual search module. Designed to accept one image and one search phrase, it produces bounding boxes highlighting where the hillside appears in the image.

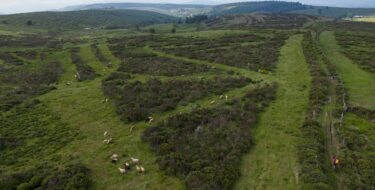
[60,3,211,17]
[0,2,374,190]
[292,6,375,18]
[206,13,321,29]
[0,9,177,30]
[58,2,375,19]
[210,1,375,18]
[211,1,308,15]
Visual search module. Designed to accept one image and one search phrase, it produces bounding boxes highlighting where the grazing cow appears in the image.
[225,95,228,101]
[130,157,139,164]
[210,100,215,104]
[118,167,126,174]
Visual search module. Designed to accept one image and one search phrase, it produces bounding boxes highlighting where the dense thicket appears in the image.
[299,31,335,189]
[0,102,77,166]
[0,52,24,65]
[0,34,62,48]
[155,33,288,71]
[0,61,63,111]
[70,47,98,81]
[0,163,91,190]
[14,50,38,60]
[142,84,277,189]
[118,55,221,76]
[103,76,252,122]
[335,114,375,189]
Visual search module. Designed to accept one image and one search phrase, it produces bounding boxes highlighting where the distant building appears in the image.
[353,15,364,18]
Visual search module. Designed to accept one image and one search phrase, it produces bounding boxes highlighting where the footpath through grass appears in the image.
[235,35,311,189]
[320,31,375,110]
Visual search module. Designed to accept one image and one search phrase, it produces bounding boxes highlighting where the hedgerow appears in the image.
[0,163,92,190]
[299,31,335,189]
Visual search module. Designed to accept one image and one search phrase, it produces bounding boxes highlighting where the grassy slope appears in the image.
[320,31,375,110]
[31,29,274,189]
[0,10,177,30]
[38,43,185,190]
[235,35,311,189]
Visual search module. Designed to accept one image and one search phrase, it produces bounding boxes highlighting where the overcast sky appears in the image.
[0,0,374,14]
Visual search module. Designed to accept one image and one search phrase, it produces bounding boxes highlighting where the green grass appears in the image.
[320,31,375,110]
[352,16,375,22]
[79,44,108,76]
[345,113,374,136]
[0,9,177,30]
[234,35,311,189]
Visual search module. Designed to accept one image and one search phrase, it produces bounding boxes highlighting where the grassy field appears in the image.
[320,31,375,110]
[4,20,373,189]
[1,28,281,189]
[235,35,310,189]
[352,16,375,22]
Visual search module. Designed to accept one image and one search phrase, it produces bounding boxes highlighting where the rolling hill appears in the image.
[210,1,308,15]
[58,1,375,19]
[0,9,178,30]
[211,2,375,18]
[60,3,211,17]
[206,13,322,29]
[292,6,375,18]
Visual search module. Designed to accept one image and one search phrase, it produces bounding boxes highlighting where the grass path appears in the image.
[320,31,375,110]
[234,35,311,190]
